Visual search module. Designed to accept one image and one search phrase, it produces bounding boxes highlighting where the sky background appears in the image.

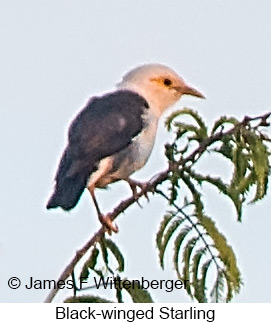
[1,0,271,303]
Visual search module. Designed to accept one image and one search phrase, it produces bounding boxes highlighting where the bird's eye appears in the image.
[163,78,172,86]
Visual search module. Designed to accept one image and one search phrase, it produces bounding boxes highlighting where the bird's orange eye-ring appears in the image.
[163,78,172,86]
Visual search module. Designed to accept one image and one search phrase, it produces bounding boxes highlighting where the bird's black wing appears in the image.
[47,90,149,210]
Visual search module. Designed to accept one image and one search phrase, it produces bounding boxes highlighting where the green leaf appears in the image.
[199,214,241,299]
[226,187,243,221]
[156,212,176,249]
[224,270,234,302]
[93,269,104,278]
[181,173,204,218]
[177,108,208,135]
[187,169,245,221]
[99,238,109,267]
[122,280,154,303]
[165,143,176,162]
[244,131,270,203]
[188,171,229,196]
[103,238,125,272]
[116,285,123,303]
[115,274,123,303]
[211,270,225,302]
[159,217,186,269]
[236,172,255,194]
[64,295,113,303]
[165,108,208,141]
[231,144,248,187]
[214,135,234,160]
[211,116,239,135]
[173,226,192,278]
[191,247,207,291]
[168,172,180,204]
[195,259,212,303]
[181,237,198,297]
[165,110,187,131]
[80,247,99,281]
[174,123,204,141]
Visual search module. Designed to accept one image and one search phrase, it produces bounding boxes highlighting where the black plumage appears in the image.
[46,90,149,211]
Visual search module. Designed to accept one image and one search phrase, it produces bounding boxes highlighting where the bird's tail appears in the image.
[46,174,88,211]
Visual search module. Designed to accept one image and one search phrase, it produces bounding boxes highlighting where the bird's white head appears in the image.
[117,63,205,117]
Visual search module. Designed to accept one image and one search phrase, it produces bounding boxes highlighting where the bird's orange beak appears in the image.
[175,84,205,99]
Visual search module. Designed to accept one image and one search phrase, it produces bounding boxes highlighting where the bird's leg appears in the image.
[88,186,118,234]
[126,178,150,202]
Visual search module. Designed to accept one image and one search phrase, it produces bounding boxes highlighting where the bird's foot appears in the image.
[98,213,118,234]
[127,178,150,203]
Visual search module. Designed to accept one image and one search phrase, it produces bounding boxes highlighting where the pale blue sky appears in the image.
[1,0,271,302]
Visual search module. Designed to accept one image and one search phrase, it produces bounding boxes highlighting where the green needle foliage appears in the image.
[157,109,271,302]
[59,109,270,304]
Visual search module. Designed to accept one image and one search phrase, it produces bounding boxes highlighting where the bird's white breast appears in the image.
[131,110,159,170]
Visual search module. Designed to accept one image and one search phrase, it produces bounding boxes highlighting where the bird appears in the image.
[46,63,205,233]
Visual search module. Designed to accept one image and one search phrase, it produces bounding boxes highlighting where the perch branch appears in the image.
[44,112,270,303]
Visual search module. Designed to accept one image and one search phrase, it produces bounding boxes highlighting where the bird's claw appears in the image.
[98,213,118,234]
[127,179,150,202]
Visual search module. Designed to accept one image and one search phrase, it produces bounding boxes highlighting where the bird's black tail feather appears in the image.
[47,145,95,211]
[46,173,88,211]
